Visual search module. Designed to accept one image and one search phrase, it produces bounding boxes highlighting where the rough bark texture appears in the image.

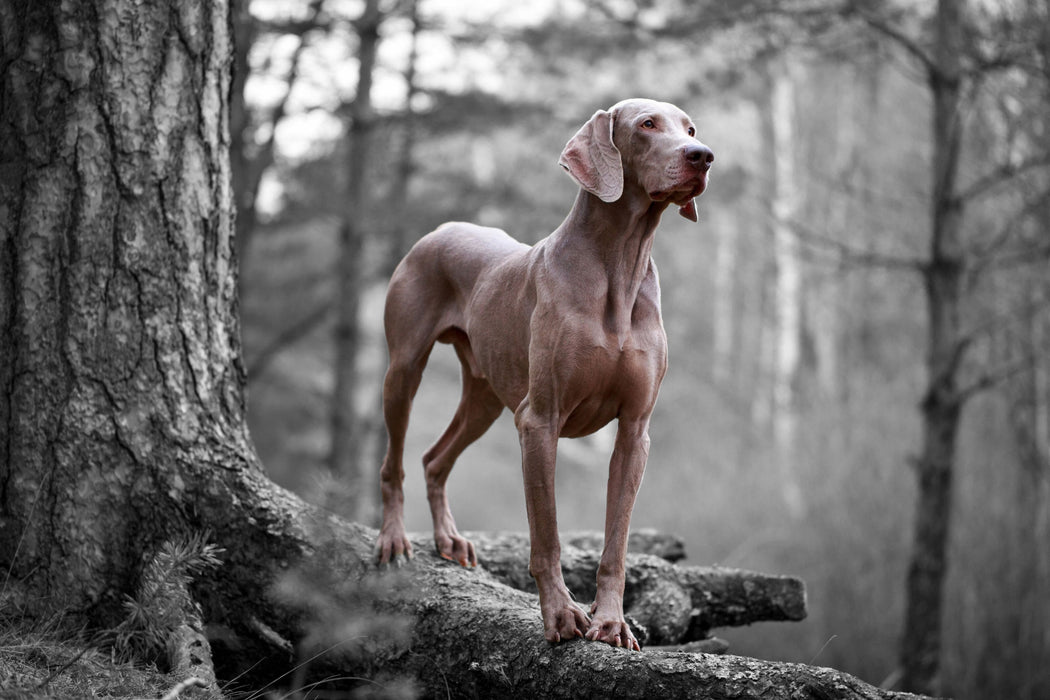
[0,0,307,627]
[566,527,686,562]
[312,522,930,700]
[468,531,806,645]
[229,0,255,264]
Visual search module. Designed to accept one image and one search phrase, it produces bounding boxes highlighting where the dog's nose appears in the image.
[684,144,714,170]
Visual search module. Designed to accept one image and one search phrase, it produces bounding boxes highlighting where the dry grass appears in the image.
[0,615,174,699]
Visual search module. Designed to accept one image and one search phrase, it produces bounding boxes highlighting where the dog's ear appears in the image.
[558,109,623,203]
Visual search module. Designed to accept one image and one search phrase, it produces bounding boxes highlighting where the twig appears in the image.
[956,153,1050,202]
[959,358,1034,403]
[249,615,295,655]
[965,183,1050,284]
[851,6,938,79]
[787,218,924,271]
[159,677,207,700]
[36,645,91,690]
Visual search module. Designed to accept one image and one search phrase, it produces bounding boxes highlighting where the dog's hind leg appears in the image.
[374,344,428,564]
[374,277,442,564]
[421,334,503,567]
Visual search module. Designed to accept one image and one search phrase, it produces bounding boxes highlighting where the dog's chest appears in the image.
[555,318,667,437]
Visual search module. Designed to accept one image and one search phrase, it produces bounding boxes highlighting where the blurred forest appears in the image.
[232,1,1050,698]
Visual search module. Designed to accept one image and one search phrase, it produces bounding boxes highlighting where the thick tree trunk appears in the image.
[899,0,965,694]
[0,0,312,640]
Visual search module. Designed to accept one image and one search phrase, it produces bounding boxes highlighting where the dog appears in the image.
[374,98,713,649]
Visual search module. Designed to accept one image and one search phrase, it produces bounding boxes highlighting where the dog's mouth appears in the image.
[650,172,709,221]
[650,172,709,203]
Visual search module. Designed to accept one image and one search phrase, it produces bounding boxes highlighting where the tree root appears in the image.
[239,520,933,700]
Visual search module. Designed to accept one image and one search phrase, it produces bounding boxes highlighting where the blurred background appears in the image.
[232,1,1049,697]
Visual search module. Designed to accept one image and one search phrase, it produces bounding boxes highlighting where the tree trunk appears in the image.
[809,64,858,401]
[229,0,255,265]
[329,0,382,520]
[769,59,806,517]
[899,0,966,694]
[0,0,306,631]
[383,0,422,274]
[364,0,424,497]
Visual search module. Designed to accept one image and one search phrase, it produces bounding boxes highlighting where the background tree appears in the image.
[230,0,327,269]
[844,0,1050,692]
[329,0,382,518]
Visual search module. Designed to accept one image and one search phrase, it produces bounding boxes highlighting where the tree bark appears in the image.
[0,0,316,645]
[286,521,928,700]
[465,531,806,645]
[229,0,255,265]
[2,0,243,605]
[565,527,687,562]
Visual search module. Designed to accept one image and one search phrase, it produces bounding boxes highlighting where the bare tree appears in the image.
[849,0,1050,692]
[329,0,383,518]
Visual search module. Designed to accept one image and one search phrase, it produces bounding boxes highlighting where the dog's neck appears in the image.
[549,189,668,349]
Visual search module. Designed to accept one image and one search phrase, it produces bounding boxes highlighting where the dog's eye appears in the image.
[642,119,656,129]
[687,126,696,137]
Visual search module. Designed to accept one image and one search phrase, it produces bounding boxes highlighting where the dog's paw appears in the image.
[541,600,590,644]
[434,528,477,568]
[375,527,413,566]
[585,615,641,651]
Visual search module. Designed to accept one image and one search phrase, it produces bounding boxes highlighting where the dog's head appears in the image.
[558,98,713,221]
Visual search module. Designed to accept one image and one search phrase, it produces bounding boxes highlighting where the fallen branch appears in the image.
[564,527,686,562]
[310,522,931,700]
[467,530,806,644]
[167,619,217,691]
[190,482,929,700]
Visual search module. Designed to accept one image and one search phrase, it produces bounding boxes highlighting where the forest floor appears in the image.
[0,617,218,700]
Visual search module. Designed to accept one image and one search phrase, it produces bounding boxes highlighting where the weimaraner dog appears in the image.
[375,98,713,650]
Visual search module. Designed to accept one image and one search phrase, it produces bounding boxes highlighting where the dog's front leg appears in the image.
[587,417,650,651]
[515,401,590,644]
